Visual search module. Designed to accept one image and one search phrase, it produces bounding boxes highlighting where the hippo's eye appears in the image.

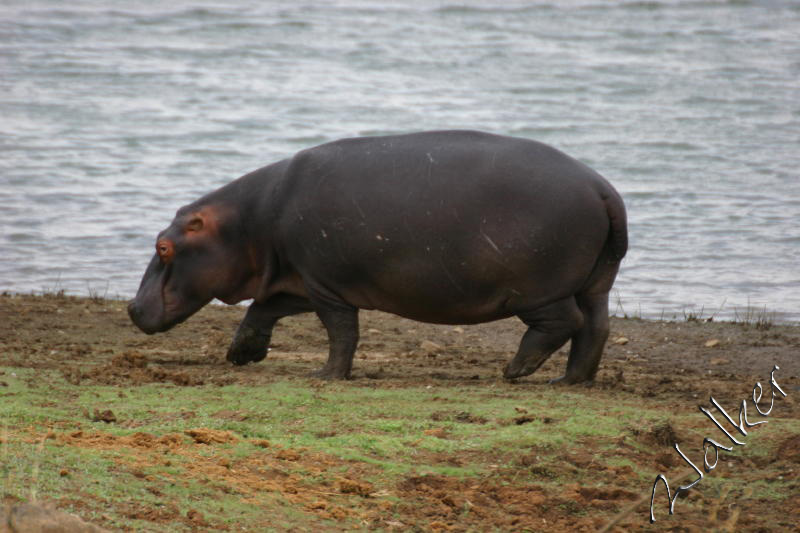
[156,239,174,263]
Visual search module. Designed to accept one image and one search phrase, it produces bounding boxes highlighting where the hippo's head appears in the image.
[128,203,259,334]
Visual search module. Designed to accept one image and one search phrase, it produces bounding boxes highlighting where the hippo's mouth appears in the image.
[128,299,168,334]
[128,294,210,334]
[128,261,171,334]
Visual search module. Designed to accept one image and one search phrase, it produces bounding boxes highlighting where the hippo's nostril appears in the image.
[127,301,138,320]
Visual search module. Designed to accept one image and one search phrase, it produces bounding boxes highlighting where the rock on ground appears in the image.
[1,502,108,533]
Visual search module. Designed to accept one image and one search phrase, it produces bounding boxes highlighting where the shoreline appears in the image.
[1,289,797,327]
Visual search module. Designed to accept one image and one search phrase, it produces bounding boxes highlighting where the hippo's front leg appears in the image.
[227,295,314,365]
[227,306,276,365]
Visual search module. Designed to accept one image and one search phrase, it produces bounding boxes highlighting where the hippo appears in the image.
[128,130,627,383]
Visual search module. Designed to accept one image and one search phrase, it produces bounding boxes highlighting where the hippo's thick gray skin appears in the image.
[128,130,627,383]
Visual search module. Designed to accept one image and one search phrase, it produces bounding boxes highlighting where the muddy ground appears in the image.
[1,293,799,532]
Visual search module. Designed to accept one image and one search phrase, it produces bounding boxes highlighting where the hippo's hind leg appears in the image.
[309,304,359,380]
[550,291,610,385]
[503,297,584,380]
[550,252,621,384]
[227,294,313,365]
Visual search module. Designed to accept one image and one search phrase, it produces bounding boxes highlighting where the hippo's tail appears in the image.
[603,189,628,261]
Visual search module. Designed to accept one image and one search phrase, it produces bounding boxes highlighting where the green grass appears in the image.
[1,365,795,530]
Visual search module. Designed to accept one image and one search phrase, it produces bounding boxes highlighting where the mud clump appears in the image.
[655,450,679,469]
[576,486,638,503]
[423,427,448,439]
[337,478,373,497]
[186,509,210,528]
[185,428,237,445]
[454,411,488,424]
[399,474,453,493]
[113,351,148,368]
[649,421,680,446]
[276,448,302,461]
[774,433,800,463]
[431,410,488,424]
[83,351,204,387]
[633,420,680,447]
[55,430,184,450]
[91,409,116,423]
[396,474,586,530]
[0,502,109,533]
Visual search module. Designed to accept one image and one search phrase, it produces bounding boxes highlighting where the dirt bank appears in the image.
[3,293,798,400]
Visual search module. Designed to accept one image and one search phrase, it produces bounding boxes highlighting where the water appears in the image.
[1,0,799,322]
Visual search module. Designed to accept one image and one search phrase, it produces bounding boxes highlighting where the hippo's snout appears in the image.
[127,300,160,335]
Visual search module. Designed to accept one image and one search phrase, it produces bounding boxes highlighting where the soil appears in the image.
[1,293,799,532]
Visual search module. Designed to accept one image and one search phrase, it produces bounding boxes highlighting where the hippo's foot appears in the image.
[227,343,267,366]
[502,357,547,380]
[307,366,351,380]
[226,328,269,366]
[504,300,583,381]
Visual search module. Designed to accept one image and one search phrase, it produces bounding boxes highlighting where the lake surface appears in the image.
[2,0,799,322]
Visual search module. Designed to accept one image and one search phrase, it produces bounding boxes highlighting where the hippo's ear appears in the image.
[186,217,204,233]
